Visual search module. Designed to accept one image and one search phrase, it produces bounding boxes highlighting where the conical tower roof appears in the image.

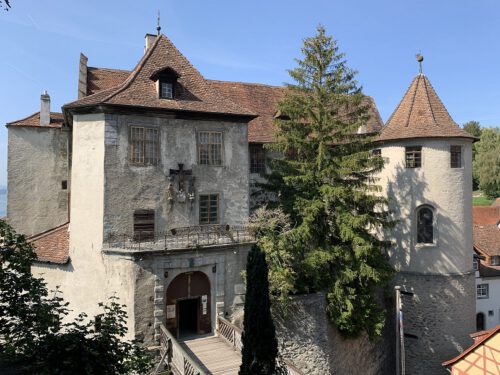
[378,74,474,142]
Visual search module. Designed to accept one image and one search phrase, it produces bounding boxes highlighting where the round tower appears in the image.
[378,66,476,374]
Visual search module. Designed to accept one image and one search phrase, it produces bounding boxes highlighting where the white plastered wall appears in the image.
[376,138,473,275]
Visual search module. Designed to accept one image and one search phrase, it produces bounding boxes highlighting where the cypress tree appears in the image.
[265,25,394,338]
[239,245,281,375]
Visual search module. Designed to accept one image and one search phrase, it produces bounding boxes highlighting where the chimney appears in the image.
[40,91,50,126]
[77,53,88,99]
[144,33,157,54]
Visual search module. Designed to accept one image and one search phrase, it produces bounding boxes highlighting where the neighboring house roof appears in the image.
[443,325,500,367]
[29,222,70,264]
[87,67,130,96]
[477,261,500,278]
[473,224,500,257]
[6,112,65,128]
[473,206,500,225]
[379,74,474,142]
[64,35,255,119]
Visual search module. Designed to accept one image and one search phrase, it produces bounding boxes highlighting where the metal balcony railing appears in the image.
[104,224,255,252]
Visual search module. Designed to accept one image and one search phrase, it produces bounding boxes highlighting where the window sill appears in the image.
[477,296,489,299]
[415,243,438,249]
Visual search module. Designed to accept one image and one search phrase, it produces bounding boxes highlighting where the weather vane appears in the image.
[415,52,424,74]
[157,10,161,35]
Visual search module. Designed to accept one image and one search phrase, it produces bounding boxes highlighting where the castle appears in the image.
[6,33,475,374]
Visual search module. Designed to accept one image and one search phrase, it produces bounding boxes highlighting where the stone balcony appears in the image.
[102,224,255,254]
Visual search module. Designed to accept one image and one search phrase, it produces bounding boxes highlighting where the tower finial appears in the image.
[415,52,424,74]
[157,10,161,35]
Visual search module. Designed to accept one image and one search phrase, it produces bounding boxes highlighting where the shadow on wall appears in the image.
[386,164,474,373]
[386,163,466,275]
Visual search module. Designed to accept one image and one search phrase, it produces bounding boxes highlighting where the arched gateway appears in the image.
[165,271,211,338]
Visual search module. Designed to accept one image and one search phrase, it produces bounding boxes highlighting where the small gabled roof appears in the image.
[64,35,255,119]
[379,74,474,142]
[474,224,500,257]
[6,112,64,128]
[473,206,500,225]
[443,325,500,367]
[29,222,70,264]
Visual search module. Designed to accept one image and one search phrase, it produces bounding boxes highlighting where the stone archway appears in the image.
[165,271,211,338]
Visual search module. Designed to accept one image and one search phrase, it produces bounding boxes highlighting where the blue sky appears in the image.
[0,0,499,185]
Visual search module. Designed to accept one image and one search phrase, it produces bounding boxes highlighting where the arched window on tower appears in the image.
[417,206,435,244]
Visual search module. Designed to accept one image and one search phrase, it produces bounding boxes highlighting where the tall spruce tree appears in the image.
[265,26,394,338]
[239,245,282,375]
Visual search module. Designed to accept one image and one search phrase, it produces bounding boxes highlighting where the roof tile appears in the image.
[7,112,64,128]
[29,223,70,264]
[65,35,255,118]
[473,206,500,225]
[379,74,474,142]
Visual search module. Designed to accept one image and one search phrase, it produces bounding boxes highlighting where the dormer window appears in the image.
[160,81,173,99]
[151,67,179,100]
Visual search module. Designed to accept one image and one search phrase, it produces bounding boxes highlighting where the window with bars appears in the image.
[405,146,422,168]
[198,132,222,165]
[129,126,159,165]
[450,145,462,168]
[417,206,434,244]
[477,284,489,299]
[250,144,266,173]
[199,194,219,224]
[133,209,155,241]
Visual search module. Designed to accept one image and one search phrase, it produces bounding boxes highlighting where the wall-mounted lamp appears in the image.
[164,271,169,278]
[212,265,217,273]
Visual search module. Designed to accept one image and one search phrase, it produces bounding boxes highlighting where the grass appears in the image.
[473,191,496,206]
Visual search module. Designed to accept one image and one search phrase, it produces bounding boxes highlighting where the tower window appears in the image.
[61,180,68,190]
[416,206,434,244]
[133,209,155,241]
[450,145,462,168]
[405,146,422,168]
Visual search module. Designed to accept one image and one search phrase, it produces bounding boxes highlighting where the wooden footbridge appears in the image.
[152,317,303,375]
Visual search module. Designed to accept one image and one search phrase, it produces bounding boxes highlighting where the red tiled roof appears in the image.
[208,81,285,143]
[6,112,64,128]
[210,80,384,143]
[87,67,130,96]
[379,74,474,142]
[64,35,255,118]
[473,224,500,257]
[443,325,500,367]
[29,223,70,264]
[473,206,500,225]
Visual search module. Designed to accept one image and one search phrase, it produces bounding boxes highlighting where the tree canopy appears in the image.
[473,127,500,197]
[260,26,394,339]
[0,220,152,374]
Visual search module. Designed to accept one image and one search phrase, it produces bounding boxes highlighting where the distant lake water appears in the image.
[0,187,6,218]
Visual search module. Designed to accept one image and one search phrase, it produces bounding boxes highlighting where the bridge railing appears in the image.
[155,324,207,375]
[216,316,304,375]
